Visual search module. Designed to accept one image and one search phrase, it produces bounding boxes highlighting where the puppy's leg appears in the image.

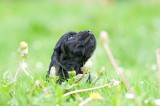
[56,67,69,84]
[86,72,91,83]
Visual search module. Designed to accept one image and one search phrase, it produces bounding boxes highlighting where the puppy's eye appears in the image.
[68,36,74,41]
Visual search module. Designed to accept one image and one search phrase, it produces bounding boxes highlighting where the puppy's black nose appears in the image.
[87,30,92,34]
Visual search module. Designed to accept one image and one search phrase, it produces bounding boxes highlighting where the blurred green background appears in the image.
[0,0,159,78]
[0,0,160,105]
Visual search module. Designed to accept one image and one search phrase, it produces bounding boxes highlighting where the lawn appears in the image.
[0,0,160,106]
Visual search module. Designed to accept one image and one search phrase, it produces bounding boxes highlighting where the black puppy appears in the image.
[46,30,96,83]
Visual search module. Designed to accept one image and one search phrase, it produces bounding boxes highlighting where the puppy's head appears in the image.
[66,30,94,41]
[63,30,96,58]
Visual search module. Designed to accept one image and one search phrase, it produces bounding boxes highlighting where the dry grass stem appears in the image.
[75,93,83,101]
[13,56,21,81]
[78,97,92,106]
[30,80,48,96]
[90,76,100,86]
[13,67,21,81]
[38,80,49,96]
[20,60,34,80]
[14,58,34,81]
[100,31,141,106]
[156,49,160,96]
[73,73,85,84]
[102,40,135,95]
[63,80,116,97]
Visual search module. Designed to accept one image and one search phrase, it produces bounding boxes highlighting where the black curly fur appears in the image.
[46,30,96,84]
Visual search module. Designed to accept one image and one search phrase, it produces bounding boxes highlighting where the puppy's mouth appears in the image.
[67,30,93,42]
[76,30,93,41]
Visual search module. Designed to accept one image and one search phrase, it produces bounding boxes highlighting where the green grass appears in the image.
[0,1,160,106]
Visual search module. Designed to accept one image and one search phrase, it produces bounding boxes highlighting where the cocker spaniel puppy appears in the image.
[46,30,96,84]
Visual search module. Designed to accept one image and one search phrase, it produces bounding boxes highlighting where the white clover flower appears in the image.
[84,60,93,69]
[50,67,56,78]
[100,31,108,40]
[18,41,28,57]
[20,41,28,50]
[125,93,135,99]
[81,60,93,74]
[21,49,28,56]
[14,41,34,81]
[111,79,120,86]
[100,31,109,43]
[98,66,106,76]
[155,99,160,106]
[81,67,89,74]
